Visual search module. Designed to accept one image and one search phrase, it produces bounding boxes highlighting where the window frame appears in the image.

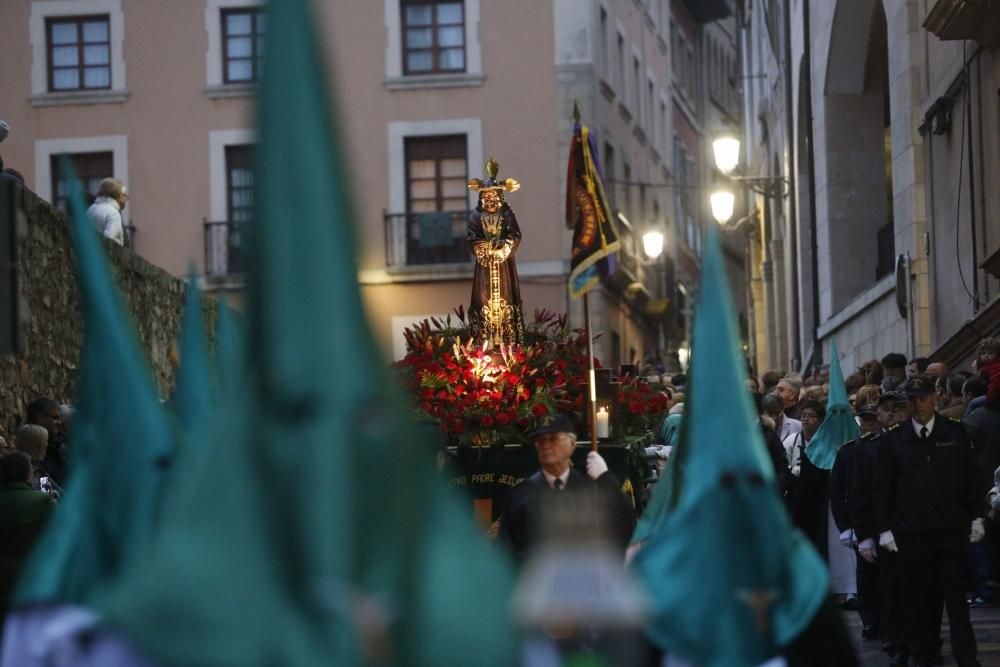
[221,7,265,85]
[401,1,467,76]
[45,14,112,93]
[404,134,468,213]
[224,144,255,223]
[49,151,114,211]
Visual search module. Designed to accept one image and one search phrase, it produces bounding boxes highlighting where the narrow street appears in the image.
[845,608,1000,666]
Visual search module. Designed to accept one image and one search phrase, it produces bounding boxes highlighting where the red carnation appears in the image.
[495,413,510,426]
[532,404,549,416]
[481,415,495,428]
[420,401,432,412]
[629,401,642,414]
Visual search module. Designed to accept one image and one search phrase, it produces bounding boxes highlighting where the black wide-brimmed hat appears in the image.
[525,413,576,441]
[857,403,879,417]
[903,375,935,398]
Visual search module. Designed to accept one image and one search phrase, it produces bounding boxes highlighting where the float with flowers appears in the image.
[393,307,671,522]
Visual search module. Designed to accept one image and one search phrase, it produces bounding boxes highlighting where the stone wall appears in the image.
[0,186,216,439]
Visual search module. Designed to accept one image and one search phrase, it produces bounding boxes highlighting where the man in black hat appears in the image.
[497,413,635,564]
[872,376,985,667]
[881,353,909,393]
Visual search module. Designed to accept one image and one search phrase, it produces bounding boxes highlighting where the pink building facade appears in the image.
[0,0,738,366]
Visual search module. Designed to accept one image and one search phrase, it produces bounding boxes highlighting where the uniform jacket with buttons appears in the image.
[872,414,984,536]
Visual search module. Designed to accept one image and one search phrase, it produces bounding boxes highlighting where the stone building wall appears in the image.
[0,185,215,439]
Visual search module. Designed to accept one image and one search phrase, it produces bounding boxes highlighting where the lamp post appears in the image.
[710,135,790,200]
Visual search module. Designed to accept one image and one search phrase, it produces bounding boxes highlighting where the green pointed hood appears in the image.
[173,271,211,440]
[804,342,859,470]
[631,413,687,545]
[13,159,173,606]
[213,294,242,395]
[95,1,515,664]
[633,226,827,667]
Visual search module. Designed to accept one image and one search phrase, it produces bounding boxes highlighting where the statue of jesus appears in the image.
[466,159,524,347]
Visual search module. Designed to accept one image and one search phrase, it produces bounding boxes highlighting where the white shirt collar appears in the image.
[912,415,936,437]
[542,468,571,489]
[95,196,121,211]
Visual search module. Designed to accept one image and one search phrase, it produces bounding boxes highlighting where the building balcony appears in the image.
[678,0,732,23]
[924,0,1000,48]
[384,211,471,269]
[204,219,246,279]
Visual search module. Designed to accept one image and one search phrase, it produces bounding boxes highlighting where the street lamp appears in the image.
[710,190,736,225]
[712,137,741,176]
[642,230,664,260]
[711,134,789,199]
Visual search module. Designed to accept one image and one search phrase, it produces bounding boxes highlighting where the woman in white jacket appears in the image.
[85,178,128,246]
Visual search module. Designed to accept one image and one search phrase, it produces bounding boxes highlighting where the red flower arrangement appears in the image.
[615,372,672,436]
[393,308,594,446]
[394,307,670,446]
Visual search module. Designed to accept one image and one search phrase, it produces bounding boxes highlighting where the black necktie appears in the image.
[553,478,564,491]
[920,426,929,439]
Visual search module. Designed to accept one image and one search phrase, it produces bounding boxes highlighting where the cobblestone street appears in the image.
[845,607,1000,666]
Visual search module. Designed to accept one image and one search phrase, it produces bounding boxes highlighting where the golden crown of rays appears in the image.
[468,158,520,193]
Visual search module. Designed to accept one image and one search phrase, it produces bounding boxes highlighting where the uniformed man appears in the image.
[872,376,985,667]
[829,402,881,637]
[853,391,911,658]
[497,413,635,564]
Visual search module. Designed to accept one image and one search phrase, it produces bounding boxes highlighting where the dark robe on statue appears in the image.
[466,203,524,345]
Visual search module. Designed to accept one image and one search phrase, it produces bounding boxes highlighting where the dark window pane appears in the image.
[50,151,113,210]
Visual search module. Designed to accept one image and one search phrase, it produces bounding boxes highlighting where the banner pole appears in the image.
[583,292,599,452]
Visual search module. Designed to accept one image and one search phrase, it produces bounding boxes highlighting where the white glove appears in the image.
[879,530,898,553]
[586,451,609,480]
[858,538,877,563]
[791,465,800,477]
[970,518,986,544]
[838,529,855,548]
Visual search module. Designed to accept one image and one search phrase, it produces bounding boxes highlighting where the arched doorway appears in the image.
[819,0,893,312]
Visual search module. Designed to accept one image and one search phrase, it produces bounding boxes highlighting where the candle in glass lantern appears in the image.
[596,407,610,439]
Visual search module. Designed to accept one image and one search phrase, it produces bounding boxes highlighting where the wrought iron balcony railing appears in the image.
[204,219,246,278]
[384,211,471,268]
